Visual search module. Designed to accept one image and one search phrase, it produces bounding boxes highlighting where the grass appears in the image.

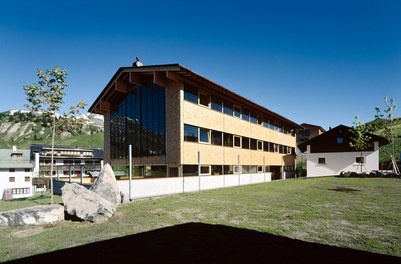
[0,177,400,262]
[0,193,63,212]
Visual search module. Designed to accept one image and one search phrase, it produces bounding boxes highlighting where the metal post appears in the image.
[263,156,266,182]
[237,154,240,186]
[80,165,83,185]
[129,144,132,201]
[69,166,72,183]
[198,151,201,191]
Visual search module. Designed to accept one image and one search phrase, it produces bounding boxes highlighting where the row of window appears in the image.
[9,176,30,182]
[8,168,31,173]
[40,160,101,165]
[184,124,295,154]
[11,188,30,195]
[184,85,295,136]
[183,164,294,176]
[42,150,93,157]
[318,157,364,165]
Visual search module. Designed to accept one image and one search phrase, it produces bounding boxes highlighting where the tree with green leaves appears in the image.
[349,116,372,173]
[23,66,87,204]
[374,97,397,161]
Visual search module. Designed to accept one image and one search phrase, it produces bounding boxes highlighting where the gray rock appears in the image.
[62,183,116,223]
[0,204,64,227]
[90,163,121,206]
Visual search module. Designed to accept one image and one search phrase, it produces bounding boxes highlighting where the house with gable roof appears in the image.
[298,125,389,177]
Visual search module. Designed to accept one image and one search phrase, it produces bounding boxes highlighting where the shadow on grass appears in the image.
[6,223,400,264]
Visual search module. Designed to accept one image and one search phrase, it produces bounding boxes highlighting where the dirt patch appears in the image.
[11,227,45,238]
[329,187,360,193]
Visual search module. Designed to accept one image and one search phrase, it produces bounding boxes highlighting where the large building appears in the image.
[89,62,300,183]
[30,145,104,179]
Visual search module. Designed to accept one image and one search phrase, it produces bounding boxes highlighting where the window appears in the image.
[223,133,233,147]
[9,177,15,182]
[234,135,241,148]
[234,165,241,174]
[318,158,326,164]
[183,165,198,176]
[279,145,284,153]
[242,109,250,121]
[263,141,269,152]
[257,116,263,125]
[274,144,279,153]
[242,137,250,149]
[233,105,241,118]
[211,165,222,175]
[169,167,179,177]
[269,142,275,152]
[250,139,257,150]
[211,96,223,112]
[257,140,263,151]
[25,168,31,172]
[9,168,15,173]
[242,165,249,173]
[199,128,210,143]
[337,137,343,144]
[184,124,198,142]
[249,166,257,173]
[250,113,257,124]
[200,166,211,175]
[257,166,263,173]
[25,176,30,182]
[223,101,233,116]
[224,165,234,174]
[184,85,198,104]
[12,188,30,195]
[211,130,222,145]
[199,92,211,107]
[356,157,364,164]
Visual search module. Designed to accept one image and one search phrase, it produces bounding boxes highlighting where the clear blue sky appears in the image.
[1,0,400,130]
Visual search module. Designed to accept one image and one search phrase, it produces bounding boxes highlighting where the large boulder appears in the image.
[0,204,64,227]
[62,183,116,223]
[90,163,121,206]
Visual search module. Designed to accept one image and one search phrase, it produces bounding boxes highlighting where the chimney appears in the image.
[12,146,17,152]
[133,57,144,67]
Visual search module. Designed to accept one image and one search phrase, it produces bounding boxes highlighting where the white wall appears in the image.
[0,168,33,200]
[118,172,272,200]
[306,150,379,177]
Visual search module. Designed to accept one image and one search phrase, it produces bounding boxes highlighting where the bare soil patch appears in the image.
[11,227,45,238]
[329,187,360,193]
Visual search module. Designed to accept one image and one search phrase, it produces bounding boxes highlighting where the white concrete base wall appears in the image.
[306,150,379,177]
[118,173,272,200]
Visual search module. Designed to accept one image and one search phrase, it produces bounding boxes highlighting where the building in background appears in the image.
[0,146,33,200]
[89,62,300,195]
[296,123,326,145]
[298,125,389,177]
[30,145,104,181]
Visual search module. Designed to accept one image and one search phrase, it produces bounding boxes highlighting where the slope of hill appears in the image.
[0,110,104,149]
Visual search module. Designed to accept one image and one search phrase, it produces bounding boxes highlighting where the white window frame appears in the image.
[234,165,242,174]
[200,165,211,175]
[257,140,263,151]
[233,135,242,148]
[199,128,210,144]
[233,105,241,118]
[198,91,211,108]
[318,157,326,165]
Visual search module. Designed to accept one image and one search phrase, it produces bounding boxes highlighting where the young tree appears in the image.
[23,66,87,204]
[349,116,372,173]
[374,97,397,160]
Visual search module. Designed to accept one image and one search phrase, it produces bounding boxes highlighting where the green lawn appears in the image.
[1,177,401,262]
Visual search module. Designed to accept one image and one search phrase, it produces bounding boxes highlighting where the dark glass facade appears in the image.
[110,83,166,159]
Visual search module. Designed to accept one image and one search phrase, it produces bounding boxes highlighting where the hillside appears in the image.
[0,110,104,149]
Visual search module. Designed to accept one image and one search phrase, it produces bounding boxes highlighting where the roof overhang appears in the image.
[89,64,301,128]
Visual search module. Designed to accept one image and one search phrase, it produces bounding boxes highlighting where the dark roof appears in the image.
[298,125,389,153]
[299,123,326,132]
[88,63,301,129]
[30,144,104,159]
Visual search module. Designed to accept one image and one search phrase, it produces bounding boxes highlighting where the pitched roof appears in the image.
[88,63,301,128]
[299,123,326,132]
[298,124,389,153]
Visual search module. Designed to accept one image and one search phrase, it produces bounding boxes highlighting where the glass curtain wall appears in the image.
[110,83,166,160]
